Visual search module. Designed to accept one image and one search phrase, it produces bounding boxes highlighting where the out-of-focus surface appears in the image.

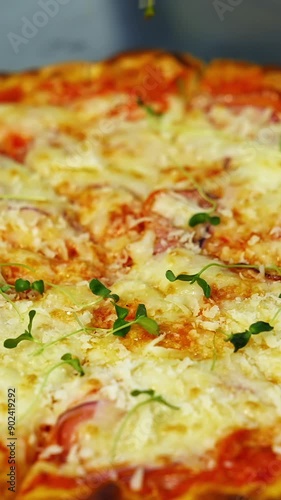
[0,0,280,71]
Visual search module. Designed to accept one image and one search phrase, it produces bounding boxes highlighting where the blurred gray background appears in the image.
[0,0,281,71]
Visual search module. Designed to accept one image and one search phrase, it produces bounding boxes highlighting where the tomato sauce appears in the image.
[23,428,281,498]
[22,472,79,494]
[203,71,281,111]
[0,132,32,163]
[39,65,187,112]
[0,86,24,103]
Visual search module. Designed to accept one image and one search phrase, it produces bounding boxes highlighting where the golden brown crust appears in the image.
[198,58,281,110]
[3,51,281,112]
[0,50,204,106]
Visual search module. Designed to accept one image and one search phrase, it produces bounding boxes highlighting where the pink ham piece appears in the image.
[50,401,99,459]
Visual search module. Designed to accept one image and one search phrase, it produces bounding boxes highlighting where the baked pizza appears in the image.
[0,50,281,500]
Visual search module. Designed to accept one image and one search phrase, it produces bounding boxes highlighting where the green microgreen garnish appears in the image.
[89,278,119,303]
[136,96,163,117]
[32,310,110,357]
[32,326,94,356]
[0,287,22,319]
[211,333,218,371]
[225,321,273,352]
[0,262,35,272]
[15,278,45,295]
[44,281,82,307]
[188,182,221,228]
[14,278,30,292]
[31,280,45,294]
[19,352,84,421]
[111,388,179,461]
[0,263,37,318]
[271,293,281,322]
[60,353,85,376]
[189,212,221,227]
[4,310,38,349]
[112,303,159,338]
[166,269,211,298]
[0,195,49,202]
[144,0,155,17]
[166,262,281,299]
[130,389,180,409]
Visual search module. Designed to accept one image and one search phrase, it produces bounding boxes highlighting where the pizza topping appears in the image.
[0,132,32,163]
[0,261,13,272]
[20,353,85,424]
[272,294,281,323]
[89,278,119,303]
[130,389,180,410]
[3,309,37,349]
[226,321,274,352]
[50,401,99,455]
[112,303,159,338]
[14,278,45,295]
[0,86,23,103]
[136,96,163,117]
[33,325,96,357]
[112,389,179,461]
[60,353,85,377]
[166,269,211,298]
[189,212,220,228]
[166,262,281,298]
[188,184,221,228]
[89,279,159,337]
[1,53,281,499]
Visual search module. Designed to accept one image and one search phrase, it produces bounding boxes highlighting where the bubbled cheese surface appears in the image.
[0,58,280,500]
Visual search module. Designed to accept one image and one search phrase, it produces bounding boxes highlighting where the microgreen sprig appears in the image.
[15,278,45,295]
[130,389,180,409]
[189,212,221,228]
[136,96,163,117]
[60,353,85,376]
[144,0,155,18]
[0,195,49,202]
[89,279,159,338]
[19,352,84,421]
[32,326,95,356]
[89,278,119,303]
[271,293,281,323]
[166,269,211,298]
[188,182,221,228]
[0,262,35,272]
[166,262,281,299]
[112,303,159,338]
[111,388,179,461]
[0,287,22,319]
[4,310,38,349]
[225,321,273,352]
[32,310,107,357]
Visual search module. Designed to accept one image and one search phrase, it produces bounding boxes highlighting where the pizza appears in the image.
[0,50,281,500]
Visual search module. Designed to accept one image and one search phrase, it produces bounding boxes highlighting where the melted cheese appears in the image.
[0,251,280,472]
[0,59,281,500]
